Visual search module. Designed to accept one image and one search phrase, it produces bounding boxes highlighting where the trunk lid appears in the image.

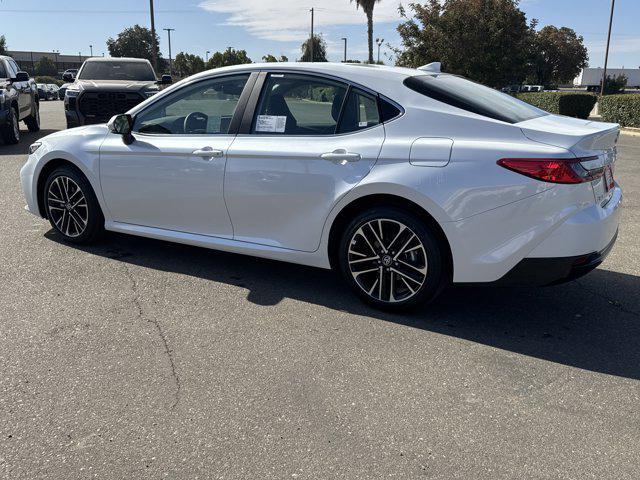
[518,114,619,156]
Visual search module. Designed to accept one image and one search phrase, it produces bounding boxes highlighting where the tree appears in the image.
[262,54,289,63]
[529,25,588,86]
[34,56,58,77]
[394,0,532,88]
[107,25,163,66]
[300,35,328,62]
[351,0,382,64]
[0,35,7,56]
[173,52,205,78]
[206,48,252,69]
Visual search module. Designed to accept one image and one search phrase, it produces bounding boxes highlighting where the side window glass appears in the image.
[133,74,250,135]
[0,62,7,79]
[337,89,381,134]
[6,60,18,77]
[252,74,347,135]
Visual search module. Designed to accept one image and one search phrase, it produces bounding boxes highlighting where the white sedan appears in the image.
[20,63,621,310]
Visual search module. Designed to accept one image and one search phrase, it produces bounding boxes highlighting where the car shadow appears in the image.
[45,230,640,381]
[0,129,59,155]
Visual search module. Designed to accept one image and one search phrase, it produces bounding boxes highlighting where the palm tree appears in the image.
[351,0,382,64]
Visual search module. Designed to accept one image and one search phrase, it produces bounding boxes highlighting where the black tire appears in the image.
[43,166,105,244]
[337,207,448,310]
[24,102,40,133]
[1,107,20,144]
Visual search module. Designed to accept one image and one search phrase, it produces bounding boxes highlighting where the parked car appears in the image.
[47,84,60,100]
[37,84,53,101]
[64,57,171,128]
[0,55,40,144]
[21,63,621,309]
[521,85,544,92]
[62,69,78,82]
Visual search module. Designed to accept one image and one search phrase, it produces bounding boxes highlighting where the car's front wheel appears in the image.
[44,166,104,244]
[338,207,447,310]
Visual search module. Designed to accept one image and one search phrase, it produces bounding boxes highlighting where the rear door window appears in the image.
[0,61,7,79]
[252,73,348,135]
[337,88,381,134]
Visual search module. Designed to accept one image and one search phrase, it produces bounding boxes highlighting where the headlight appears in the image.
[65,89,79,99]
[28,142,42,155]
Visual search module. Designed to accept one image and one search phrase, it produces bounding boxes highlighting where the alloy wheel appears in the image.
[47,176,89,238]
[347,218,428,303]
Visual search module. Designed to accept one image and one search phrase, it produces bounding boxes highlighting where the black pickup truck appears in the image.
[0,55,40,144]
[64,57,171,128]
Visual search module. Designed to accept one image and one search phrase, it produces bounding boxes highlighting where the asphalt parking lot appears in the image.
[1,101,639,479]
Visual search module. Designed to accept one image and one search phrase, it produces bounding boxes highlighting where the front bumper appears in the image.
[494,228,618,286]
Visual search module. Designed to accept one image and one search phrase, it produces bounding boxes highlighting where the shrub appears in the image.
[35,76,64,87]
[599,94,640,128]
[516,92,597,119]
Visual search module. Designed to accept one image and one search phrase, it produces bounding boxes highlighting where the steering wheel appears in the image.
[184,111,208,134]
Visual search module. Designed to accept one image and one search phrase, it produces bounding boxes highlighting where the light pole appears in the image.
[53,50,59,72]
[341,37,347,62]
[376,38,384,64]
[163,28,175,75]
[309,7,314,62]
[89,45,93,57]
[149,0,159,72]
[206,50,210,63]
[600,0,616,97]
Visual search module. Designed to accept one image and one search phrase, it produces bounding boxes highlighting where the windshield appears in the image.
[78,61,156,81]
[404,74,547,124]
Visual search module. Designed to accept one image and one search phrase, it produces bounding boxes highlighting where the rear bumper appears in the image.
[493,228,617,286]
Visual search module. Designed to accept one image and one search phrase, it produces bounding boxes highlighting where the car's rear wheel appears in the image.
[338,207,447,310]
[25,102,40,132]
[1,107,20,144]
[44,166,104,244]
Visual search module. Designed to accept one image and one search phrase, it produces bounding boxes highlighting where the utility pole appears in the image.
[89,45,93,57]
[341,37,347,62]
[309,7,314,62]
[376,38,384,64]
[163,28,175,75]
[149,0,159,72]
[600,0,616,97]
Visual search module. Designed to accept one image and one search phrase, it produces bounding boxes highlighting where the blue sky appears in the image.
[1,0,638,68]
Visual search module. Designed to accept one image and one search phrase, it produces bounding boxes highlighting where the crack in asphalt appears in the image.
[122,263,181,410]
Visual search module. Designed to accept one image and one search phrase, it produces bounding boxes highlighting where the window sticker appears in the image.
[256,115,287,133]
[358,121,368,128]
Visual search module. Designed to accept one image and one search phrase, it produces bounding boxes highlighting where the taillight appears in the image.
[497,157,603,184]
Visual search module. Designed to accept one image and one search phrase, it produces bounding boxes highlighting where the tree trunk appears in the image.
[367,11,374,64]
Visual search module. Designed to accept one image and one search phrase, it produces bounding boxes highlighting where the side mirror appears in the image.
[108,114,134,145]
[159,75,172,85]
[62,73,74,82]
[14,71,30,82]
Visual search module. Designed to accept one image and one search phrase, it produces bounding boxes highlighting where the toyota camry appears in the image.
[20,63,621,310]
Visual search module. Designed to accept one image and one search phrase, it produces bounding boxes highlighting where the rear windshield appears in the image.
[404,74,546,124]
[78,61,156,81]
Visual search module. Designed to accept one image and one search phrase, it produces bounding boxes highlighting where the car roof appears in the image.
[180,62,434,99]
[84,57,152,64]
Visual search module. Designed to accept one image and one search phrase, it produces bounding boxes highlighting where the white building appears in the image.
[574,67,640,90]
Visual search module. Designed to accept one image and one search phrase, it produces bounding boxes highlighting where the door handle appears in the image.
[192,147,224,159]
[320,149,362,163]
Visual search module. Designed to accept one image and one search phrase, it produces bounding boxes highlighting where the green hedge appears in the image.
[599,94,640,128]
[34,76,64,87]
[515,92,597,119]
